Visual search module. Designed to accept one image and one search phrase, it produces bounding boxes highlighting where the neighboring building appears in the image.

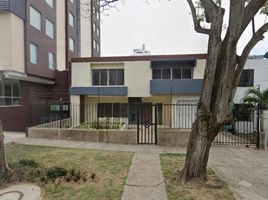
[234,59,268,103]
[133,44,151,56]
[0,0,100,131]
[70,54,206,128]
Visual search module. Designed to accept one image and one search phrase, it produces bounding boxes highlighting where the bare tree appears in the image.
[0,120,10,174]
[85,0,268,182]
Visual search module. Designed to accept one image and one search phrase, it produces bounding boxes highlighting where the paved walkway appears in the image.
[209,147,268,200]
[122,153,167,200]
[11,138,268,200]
[0,184,41,200]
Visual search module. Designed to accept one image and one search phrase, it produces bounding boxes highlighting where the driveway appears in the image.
[210,147,268,200]
[3,132,25,144]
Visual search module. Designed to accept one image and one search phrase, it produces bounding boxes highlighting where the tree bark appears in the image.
[180,0,268,183]
[0,120,10,174]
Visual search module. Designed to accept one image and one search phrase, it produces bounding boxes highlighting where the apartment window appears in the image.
[97,43,100,53]
[96,11,100,20]
[30,6,41,30]
[0,80,21,106]
[152,68,193,80]
[70,0,74,3]
[30,43,38,64]
[97,27,100,36]
[93,23,96,32]
[45,0,54,8]
[69,12,75,27]
[93,40,96,49]
[92,69,124,86]
[48,52,55,70]
[45,19,55,39]
[238,69,254,87]
[69,37,75,52]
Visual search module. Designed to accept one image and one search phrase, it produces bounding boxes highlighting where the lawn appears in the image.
[2,143,133,200]
[160,153,234,200]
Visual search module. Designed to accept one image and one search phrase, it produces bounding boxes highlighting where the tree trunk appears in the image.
[179,109,218,182]
[0,120,10,174]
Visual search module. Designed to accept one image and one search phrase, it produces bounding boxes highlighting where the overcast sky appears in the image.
[100,0,268,56]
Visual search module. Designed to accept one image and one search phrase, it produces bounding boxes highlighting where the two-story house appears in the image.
[69,54,207,128]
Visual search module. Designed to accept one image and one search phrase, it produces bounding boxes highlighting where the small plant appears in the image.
[46,167,68,180]
[18,159,39,168]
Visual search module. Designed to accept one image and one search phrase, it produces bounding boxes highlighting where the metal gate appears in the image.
[137,104,158,145]
[213,104,260,147]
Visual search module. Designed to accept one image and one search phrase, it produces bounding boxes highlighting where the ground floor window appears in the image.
[97,103,128,118]
[0,80,21,106]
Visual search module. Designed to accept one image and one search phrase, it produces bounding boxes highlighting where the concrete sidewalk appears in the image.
[209,147,268,200]
[122,153,167,200]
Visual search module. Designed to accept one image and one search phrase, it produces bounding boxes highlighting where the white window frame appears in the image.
[45,0,54,8]
[30,43,38,64]
[30,6,41,30]
[45,18,55,39]
[69,37,75,52]
[48,52,55,70]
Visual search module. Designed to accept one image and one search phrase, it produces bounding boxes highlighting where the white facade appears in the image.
[234,59,268,103]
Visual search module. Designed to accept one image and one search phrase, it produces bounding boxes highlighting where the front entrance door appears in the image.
[137,104,158,144]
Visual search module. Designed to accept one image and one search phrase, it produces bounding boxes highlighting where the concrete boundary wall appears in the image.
[28,128,191,146]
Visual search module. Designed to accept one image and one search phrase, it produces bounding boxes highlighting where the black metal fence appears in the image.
[30,101,260,147]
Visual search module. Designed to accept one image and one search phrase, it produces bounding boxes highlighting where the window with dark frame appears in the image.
[152,68,192,80]
[98,103,128,118]
[238,69,254,87]
[0,80,21,106]
[92,69,124,86]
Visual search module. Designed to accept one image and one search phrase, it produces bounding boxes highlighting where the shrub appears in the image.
[18,159,39,168]
[46,167,68,180]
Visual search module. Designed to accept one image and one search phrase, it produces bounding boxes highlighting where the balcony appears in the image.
[150,79,203,95]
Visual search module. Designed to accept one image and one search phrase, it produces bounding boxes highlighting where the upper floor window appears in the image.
[45,19,55,39]
[68,12,75,27]
[70,0,74,3]
[92,69,124,86]
[0,80,21,106]
[45,0,54,8]
[30,43,38,64]
[30,6,41,30]
[97,43,100,53]
[48,52,55,70]
[238,69,254,87]
[93,22,96,32]
[93,40,96,49]
[152,68,193,80]
[97,27,100,36]
[69,37,75,52]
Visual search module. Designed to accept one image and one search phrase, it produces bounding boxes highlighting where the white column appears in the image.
[70,95,80,127]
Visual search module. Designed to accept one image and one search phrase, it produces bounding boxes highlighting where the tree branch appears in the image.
[186,0,211,34]
[234,23,268,88]
[240,0,267,35]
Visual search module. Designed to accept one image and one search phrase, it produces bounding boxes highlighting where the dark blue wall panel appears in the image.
[70,87,128,96]
[150,79,203,95]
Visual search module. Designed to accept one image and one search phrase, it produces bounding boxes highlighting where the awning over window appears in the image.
[151,59,197,68]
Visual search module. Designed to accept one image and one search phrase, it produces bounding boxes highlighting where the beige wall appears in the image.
[125,61,151,97]
[0,12,25,73]
[80,0,92,57]
[56,0,66,71]
[193,59,206,79]
[71,62,91,87]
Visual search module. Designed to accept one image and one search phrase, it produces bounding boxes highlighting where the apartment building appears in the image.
[0,0,100,131]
